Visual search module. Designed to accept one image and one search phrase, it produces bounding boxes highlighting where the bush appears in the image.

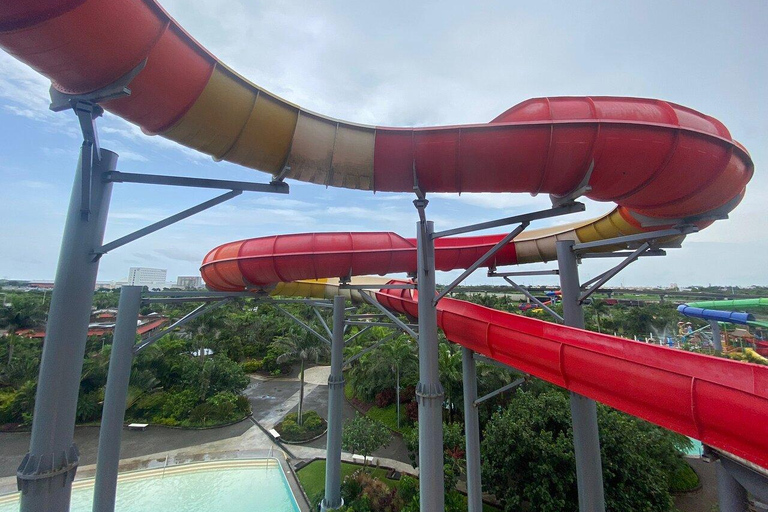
[341,470,402,512]
[0,390,17,424]
[189,403,218,425]
[160,389,198,422]
[129,391,167,421]
[76,389,103,423]
[235,394,251,415]
[280,419,302,438]
[241,359,262,373]
[375,388,396,408]
[399,386,416,403]
[303,415,323,430]
[669,462,699,493]
[405,401,419,422]
[276,411,326,441]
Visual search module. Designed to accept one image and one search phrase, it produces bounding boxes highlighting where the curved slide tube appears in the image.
[1,0,765,470]
[0,0,755,265]
[677,306,755,326]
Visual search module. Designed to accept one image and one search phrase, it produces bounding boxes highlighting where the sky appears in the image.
[0,0,766,288]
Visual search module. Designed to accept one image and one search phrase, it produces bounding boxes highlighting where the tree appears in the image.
[482,387,686,512]
[342,413,391,467]
[273,327,329,425]
[437,340,462,421]
[590,299,610,333]
[367,335,417,428]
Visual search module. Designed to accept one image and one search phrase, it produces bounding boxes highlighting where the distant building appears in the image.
[128,267,167,288]
[17,309,168,339]
[176,276,204,289]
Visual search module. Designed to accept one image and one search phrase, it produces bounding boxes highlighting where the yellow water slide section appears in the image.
[272,277,384,302]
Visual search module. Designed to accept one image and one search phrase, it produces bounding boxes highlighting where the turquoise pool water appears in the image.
[686,438,703,457]
[0,459,300,512]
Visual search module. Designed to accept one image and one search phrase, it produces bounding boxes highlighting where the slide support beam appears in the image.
[717,461,748,512]
[321,295,346,512]
[92,286,142,512]
[416,218,445,512]
[18,149,117,512]
[710,320,723,352]
[462,347,483,512]
[557,240,606,512]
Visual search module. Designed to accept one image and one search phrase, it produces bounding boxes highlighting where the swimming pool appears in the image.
[0,459,300,512]
[685,438,703,457]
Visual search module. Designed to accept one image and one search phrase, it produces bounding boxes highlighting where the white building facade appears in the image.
[127,267,168,288]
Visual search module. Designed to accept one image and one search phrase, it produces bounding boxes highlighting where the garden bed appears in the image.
[275,411,327,443]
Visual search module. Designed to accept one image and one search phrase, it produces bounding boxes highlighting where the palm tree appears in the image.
[438,341,463,422]
[273,327,329,425]
[369,335,417,428]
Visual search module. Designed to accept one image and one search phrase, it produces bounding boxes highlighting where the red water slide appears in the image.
[1,0,765,471]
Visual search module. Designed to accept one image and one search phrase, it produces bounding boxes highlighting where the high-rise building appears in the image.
[177,276,204,289]
[127,267,167,288]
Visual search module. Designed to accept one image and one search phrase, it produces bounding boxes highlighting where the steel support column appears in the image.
[18,150,117,512]
[717,461,748,512]
[556,240,606,512]
[416,220,445,512]
[92,286,142,512]
[710,320,723,352]
[462,347,483,512]
[321,295,346,512]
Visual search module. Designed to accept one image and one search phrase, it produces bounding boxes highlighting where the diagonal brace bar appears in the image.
[432,202,584,239]
[572,227,694,252]
[489,269,559,277]
[275,306,330,345]
[343,331,399,366]
[359,291,418,339]
[578,242,650,304]
[95,190,241,257]
[501,276,563,322]
[134,299,231,353]
[475,377,525,406]
[105,171,289,194]
[313,307,333,340]
[434,222,529,305]
[580,249,666,259]
[344,321,418,329]
[344,325,373,345]
[340,283,416,290]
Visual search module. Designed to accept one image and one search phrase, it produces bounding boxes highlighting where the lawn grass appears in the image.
[297,460,500,511]
[365,402,411,434]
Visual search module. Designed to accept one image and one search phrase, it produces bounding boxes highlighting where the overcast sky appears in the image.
[0,0,766,287]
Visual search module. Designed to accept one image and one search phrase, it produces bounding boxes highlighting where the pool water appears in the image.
[0,459,300,512]
[686,438,703,457]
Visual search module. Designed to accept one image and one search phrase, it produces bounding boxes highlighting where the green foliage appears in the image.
[342,413,392,463]
[366,403,410,433]
[482,387,684,512]
[240,359,262,372]
[276,410,326,441]
[160,389,199,422]
[668,462,699,493]
[76,389,103,423]
[340,470,403,512]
